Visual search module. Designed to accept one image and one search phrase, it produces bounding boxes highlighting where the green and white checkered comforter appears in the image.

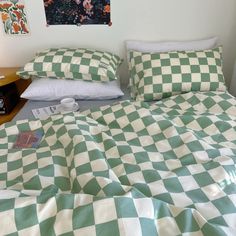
[0,91,236,235]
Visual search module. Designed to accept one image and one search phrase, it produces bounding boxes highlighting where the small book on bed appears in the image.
[13,130,43,149]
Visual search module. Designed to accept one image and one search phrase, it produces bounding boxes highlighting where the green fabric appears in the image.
[0,91,236,235]
[17,48,122,82]
[129,47,226,101]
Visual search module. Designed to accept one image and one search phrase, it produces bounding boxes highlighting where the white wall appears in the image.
[1,0,236,86]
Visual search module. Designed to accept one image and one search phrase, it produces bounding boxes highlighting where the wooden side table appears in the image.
[0,67,31,125]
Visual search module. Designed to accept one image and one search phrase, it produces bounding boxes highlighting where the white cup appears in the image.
[60,98,76,110]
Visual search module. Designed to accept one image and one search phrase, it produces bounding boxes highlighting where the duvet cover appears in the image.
[0,91,236,235]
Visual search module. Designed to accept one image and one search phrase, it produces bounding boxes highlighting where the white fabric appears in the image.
[21,77,124,101]
[126,37,218,60]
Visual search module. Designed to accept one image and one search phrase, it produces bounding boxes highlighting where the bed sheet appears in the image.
[0,91,236,235]
[13,85,130,121]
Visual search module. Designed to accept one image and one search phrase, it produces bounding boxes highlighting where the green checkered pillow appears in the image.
[17,48,122,82]
[129,46,226,101]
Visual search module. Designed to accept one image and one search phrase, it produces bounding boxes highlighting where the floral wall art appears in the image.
[0,0,29,34]
[44,0,111,25]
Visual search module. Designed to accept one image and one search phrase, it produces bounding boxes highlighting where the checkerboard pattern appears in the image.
[129,46,226,101]
[17,48,122,82]
[0,91,236,235]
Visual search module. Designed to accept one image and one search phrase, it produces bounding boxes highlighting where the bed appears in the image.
[0,40,236,235]
[1,90,236,235]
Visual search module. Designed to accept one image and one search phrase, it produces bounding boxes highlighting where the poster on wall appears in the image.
[44,0,111,26]
[0,0,29,34]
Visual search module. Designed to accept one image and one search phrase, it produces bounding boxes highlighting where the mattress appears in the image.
[13,86,130,121]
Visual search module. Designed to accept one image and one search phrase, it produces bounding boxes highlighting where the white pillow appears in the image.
[126,37,218,55]
[21,77,124,101]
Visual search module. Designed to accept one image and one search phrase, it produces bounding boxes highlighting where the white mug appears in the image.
[60,98,76,110]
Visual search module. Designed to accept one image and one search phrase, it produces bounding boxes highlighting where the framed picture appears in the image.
[0,0,29,35]
[44,0,111,26]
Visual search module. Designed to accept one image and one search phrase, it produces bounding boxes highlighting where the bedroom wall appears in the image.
[0,0,236,87]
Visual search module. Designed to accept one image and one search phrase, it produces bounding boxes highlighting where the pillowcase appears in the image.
[129,46,226,101]
[21,77,124,101]
[126,37,218,57]
[17,48,122,82]
[126,37,218,96]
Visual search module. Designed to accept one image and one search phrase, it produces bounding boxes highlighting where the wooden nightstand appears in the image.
[0,67,31,125]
